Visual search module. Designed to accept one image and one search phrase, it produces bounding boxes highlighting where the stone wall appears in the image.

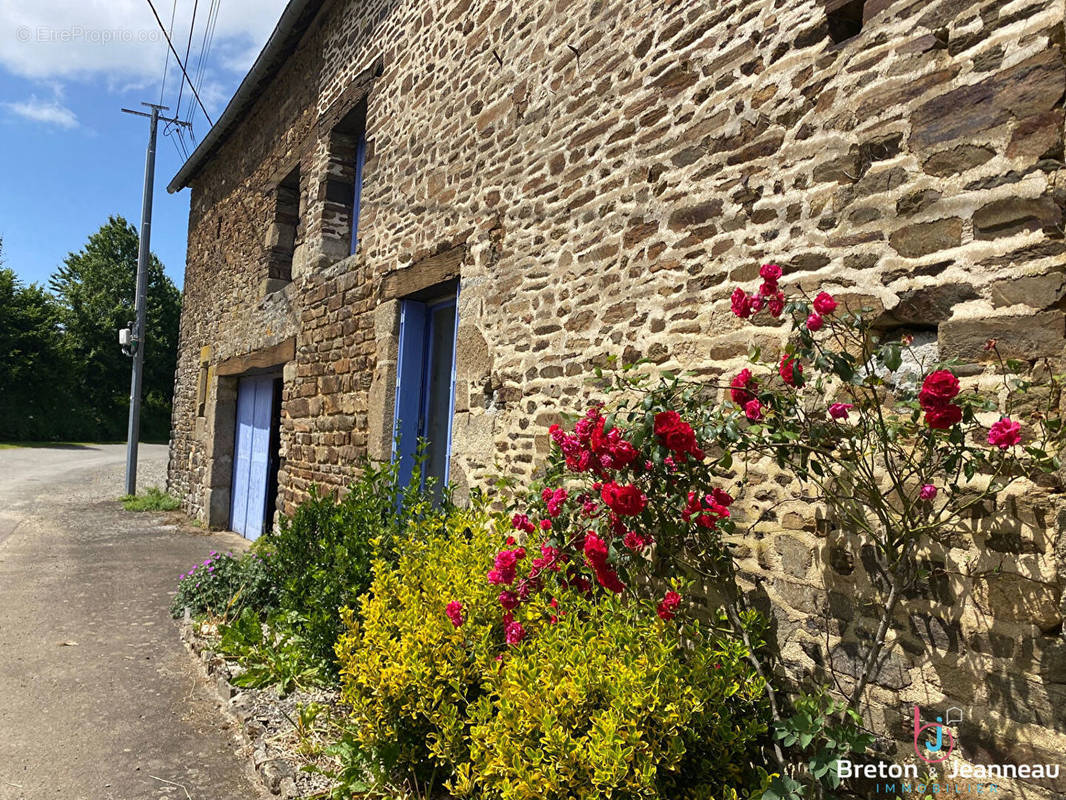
[169,0,1066,793]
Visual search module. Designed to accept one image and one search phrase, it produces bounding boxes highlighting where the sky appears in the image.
[0,0,289,289]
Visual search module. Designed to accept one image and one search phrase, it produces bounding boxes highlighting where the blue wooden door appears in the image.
[393,290,459,499]
[230,375,276,539]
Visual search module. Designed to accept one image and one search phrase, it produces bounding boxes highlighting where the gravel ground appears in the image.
[0,444,268,800]
[184,621,346,799]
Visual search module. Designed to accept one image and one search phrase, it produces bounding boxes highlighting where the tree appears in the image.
[0,251,70,440]
[49,216,182,441]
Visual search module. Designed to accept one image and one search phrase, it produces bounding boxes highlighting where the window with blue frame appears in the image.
[330,101,368,256]
[351,128,367,255]
[393,285,459,498]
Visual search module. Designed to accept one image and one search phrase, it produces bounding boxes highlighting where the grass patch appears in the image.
[121,486,181,512]
[0,441,101,450]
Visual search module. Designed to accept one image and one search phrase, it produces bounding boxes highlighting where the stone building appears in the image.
[166,0,1065,792]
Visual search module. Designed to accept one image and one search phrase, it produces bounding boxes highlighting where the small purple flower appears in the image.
[919,484,937,500]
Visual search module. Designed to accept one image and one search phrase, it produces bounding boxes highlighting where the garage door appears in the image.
[230,374,277,540]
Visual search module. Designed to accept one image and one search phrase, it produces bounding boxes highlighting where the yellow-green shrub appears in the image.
[458,595,769,800]
[337,511,770,799]
[335,504,506,781]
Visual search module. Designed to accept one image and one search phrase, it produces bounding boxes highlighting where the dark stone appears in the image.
[922,144,996,176]
[972,43,1004,72]
[852,166,908,198]
[1007,111,1064,162]
[667,200,723,231]
[888,218,963,257]
[990,272,1066,308]
[725,132,785,165]
[794,21,828,49]
[856,67,959,120]
[859,132,903,165]
[848,206,882,224]
[813,151,861,184]
[978,240,1066,268]
[790,252,832,271]
[830,640,912,690]
[896,189,942,215]
[917,0,973,29]
[939,311,1066,362]
[907,613,962,653]
[910,49,1065,150]
[885,282,978,325]
[972,196,1063,240]
[985,530,1042,554]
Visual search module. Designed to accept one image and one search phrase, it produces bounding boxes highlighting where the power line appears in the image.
[165,126,188,162]
[188,0,221,127]
[174,0,200,121]
[156,0,178,106]
[144,0,214,127]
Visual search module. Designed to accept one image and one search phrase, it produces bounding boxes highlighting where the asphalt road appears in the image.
[0,445,265,800]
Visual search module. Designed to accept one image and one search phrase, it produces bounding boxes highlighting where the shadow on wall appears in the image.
[797,499,1065,796]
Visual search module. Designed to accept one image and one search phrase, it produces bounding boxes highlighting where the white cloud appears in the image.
[0,0,288,84]
[3,94,78,127]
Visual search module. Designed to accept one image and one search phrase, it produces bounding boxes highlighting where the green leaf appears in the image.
[882,343,903,372]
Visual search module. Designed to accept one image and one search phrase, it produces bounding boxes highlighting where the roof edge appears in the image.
[166,0,325,193]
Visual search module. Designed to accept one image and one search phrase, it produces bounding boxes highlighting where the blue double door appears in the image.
[230,374,282,540]
[394,292,459,498]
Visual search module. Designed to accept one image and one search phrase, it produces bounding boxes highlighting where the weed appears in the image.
[121,486,181,512]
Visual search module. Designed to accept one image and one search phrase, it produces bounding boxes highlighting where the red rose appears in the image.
[779,354,803,387]
[806,313,823,332]
[988,417,1021,449]
[730,369,757,405]
[731,287,753,318]
[744,398,763,421]
[653,411,681,434]
[600,482,647,516]
[657,590,681,621]
[663,423,697,454]
[759,263,782,283]
[445,601,464,628]
[925,403,962,429]
[919,370,960,411]
[813,291,837,315]
[654,410,702,459]
[767,289,785,318]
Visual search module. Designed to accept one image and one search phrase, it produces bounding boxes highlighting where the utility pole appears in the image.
[120,102,190,496]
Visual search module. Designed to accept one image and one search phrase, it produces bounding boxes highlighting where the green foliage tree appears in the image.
[49,216,182,441]
[0,246,70,440]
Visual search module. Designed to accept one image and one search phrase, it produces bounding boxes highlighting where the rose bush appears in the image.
[717,264,1061,717]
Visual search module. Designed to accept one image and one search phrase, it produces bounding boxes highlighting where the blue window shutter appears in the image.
[393,299,427,489]
[350,130,367,255]
[442,282,460,485]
